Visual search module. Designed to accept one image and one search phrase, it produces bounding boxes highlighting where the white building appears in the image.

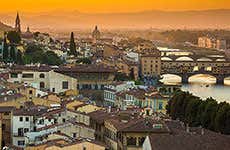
[8,65,78,94]
[104,81,136,106]
[12,105,48,148]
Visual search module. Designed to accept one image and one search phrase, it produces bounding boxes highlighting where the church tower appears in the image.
[92,25,101,43]
[15,12,21,33]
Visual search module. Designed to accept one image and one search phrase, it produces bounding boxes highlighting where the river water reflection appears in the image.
[161,74,230,103]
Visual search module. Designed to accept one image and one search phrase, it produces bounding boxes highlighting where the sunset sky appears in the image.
[1,0,230,13]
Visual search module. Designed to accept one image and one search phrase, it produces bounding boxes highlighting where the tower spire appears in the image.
[15,12,21,33]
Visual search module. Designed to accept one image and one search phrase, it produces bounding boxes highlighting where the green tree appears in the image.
[201,98,218,130]
[7,31,21,44]
[214,102,230,134]
[25,44,43,54]
[69,32,77,56]
[42,51,63,65]
[9,46,16,62]
[23,43,63,65]
[185,98,202,126]
[16,50,23,65]
[3,41,8,62]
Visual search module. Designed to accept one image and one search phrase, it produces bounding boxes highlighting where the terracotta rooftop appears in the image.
[106,114,170,133]
[10,64,116,74]
[0,106,15,113]
[116,86,164,100]
[148,120,230,150]
[0,93,24,103]
[13,105,48,116]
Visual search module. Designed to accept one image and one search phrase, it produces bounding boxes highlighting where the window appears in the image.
[39,119,44,125]
[127,137,136,146]
[29,90,33,94]
[26,117,29,122]
[62,118,66,123]
[52,88,55,92]
[73,133,77,138]
[4,112,9,116]
[62,81,69,89]
[22,73,34,78]
[17,140,25,146]
[159,102,163,110]
[40,82,45,89]
[24,128,29,133]
[95,84,98,90]
[2,124,5,130]
[11,73,18,78]
[138,137,146,145]
[39,73,45,78]
[18,128,24,136]
[19,117,23,122]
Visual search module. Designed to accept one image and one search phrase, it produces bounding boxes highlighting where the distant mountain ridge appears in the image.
[0,21,14,37]
[0,9,230,31]
[0,21,13,31]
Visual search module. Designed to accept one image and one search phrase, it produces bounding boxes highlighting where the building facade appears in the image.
[8,66,78,94]
[140,48,161,77]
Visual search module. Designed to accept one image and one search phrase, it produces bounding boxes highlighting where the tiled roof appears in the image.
[13,105,48,116]
[148,120,230,150]
[0,93,24,103]
[0,106,15,112]
[10,64,117,74]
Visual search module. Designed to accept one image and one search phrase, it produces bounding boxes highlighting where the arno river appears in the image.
[161,75,230,103]
[158,47,230,103]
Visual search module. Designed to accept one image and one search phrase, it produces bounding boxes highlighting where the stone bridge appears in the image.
[161,59,230,84]
[161,54,229,62]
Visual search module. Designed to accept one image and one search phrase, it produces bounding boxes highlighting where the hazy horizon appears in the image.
[1,8,230,32]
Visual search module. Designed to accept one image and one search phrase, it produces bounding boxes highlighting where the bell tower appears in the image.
[15,12,21,33]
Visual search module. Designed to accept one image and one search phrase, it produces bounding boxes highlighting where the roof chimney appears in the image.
[201,128,204,135]
[108,106,111,113]
[4,97,7,101]
[186,124,190,133]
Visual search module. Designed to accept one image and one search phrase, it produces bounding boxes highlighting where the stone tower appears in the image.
[15,12,21,33]
[92,25,101,43]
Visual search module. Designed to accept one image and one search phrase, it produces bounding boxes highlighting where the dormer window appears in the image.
[39,73,45,78]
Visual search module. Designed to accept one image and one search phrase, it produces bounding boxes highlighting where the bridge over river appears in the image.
[161,54,230,84]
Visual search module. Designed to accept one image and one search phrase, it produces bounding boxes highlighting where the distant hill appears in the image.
[0,9,230,31]
[0,21,14,37]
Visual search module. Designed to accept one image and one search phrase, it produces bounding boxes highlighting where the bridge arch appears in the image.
[197,57,213,62]
[188,74,216,84]
[161,57,173,61]
[224,76,230,85]
[161,74,182,84]
[216,58,226,62]
[175,56,194,62]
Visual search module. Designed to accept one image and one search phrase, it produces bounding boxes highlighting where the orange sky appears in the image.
[1,0,230,13]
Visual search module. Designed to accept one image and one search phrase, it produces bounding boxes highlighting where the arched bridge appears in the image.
[161,60,230,84]
[161,54,229,62]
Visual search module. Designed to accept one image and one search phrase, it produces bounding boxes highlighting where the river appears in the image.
[161,74,230,103]
[158,47,230,103]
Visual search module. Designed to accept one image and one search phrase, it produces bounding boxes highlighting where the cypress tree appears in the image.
[9,46,16,63]
[16,50,23,65]
[69,32,76,56]
[3,32,9,62]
